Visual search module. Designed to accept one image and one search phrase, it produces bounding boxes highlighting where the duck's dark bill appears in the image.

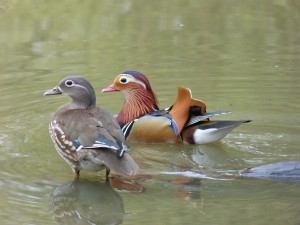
[44,87,63,96]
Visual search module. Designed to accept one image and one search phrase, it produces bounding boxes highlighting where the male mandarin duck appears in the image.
[44,76,138,181]
[102,71,251,144]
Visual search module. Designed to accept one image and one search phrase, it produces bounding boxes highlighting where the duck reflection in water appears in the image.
[49,180,124,225]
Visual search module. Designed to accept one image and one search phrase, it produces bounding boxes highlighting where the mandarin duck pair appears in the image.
[45,72,250,180]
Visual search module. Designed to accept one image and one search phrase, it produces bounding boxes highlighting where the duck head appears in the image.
[102,71,159,127]
[45,76,96,109]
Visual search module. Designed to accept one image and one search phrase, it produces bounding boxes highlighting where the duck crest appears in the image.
[117,85,158,127]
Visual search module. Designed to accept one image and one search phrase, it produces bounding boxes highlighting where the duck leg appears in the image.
[74,169,80,180]
[105,168,110,183]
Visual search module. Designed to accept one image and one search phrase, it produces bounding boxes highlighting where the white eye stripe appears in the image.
[119,76,128,84]
[119,74,146,89]
[63,80,88,92]
[65,80,75,87]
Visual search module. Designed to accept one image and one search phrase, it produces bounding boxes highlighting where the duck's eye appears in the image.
[120,77,127,84]
[65,80,74,87]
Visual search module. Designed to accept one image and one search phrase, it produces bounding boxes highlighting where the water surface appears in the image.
[0,0,299,224]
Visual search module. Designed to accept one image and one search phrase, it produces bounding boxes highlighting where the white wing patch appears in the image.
[78,140,118,152]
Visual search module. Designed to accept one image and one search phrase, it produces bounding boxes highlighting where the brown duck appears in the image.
[44,75,138,180]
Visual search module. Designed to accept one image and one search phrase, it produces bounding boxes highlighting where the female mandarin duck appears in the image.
[44,76,138,181]
[102,71,251,144]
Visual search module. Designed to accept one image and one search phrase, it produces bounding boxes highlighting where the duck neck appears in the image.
[57,95,96,115]
[117,87,158,127]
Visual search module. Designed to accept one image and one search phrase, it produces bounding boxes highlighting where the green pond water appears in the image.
[0,0,300,224]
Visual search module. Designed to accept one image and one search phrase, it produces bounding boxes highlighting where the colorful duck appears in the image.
[102,71,250,144]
